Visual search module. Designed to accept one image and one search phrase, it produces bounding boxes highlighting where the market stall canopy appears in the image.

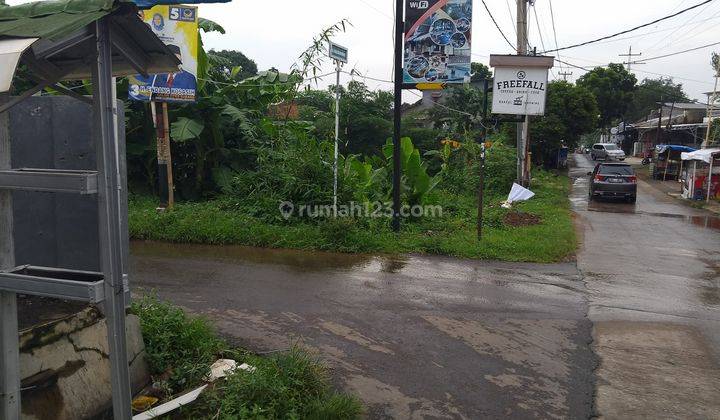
[0,0,179,93]
[131,0,231,7]
[681,148,720,164]
[656,144,696,154]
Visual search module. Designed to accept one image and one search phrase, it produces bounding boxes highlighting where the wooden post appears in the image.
[0,93,20,420]
[161,102,174,208]
[153,101,174,209]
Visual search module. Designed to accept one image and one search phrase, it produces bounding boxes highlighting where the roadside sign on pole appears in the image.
[329,42,349,64]
[404,0,473,85]
[489,55,554,116]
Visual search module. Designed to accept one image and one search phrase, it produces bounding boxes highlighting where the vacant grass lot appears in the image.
[129,171,576,263]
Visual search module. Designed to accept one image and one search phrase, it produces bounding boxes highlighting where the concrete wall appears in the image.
[19,310,148,420]
[8,96,129,272]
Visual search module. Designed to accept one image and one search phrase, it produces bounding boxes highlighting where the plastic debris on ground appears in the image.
[132,385,208,420]
[131,395,159,412]
[133,359,256,419]
[502,183,535,208]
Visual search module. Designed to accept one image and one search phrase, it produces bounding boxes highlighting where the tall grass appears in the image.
[132,295,362,419]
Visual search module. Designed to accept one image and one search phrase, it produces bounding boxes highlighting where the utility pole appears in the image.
[558,71,573,81]
[392,0,403,232]
[703,60,719,148]
[516,0,530,186]
[619,46,644,71]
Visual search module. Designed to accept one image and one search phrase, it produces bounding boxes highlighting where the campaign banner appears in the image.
[128,5,199,103]
[491,67,549,115]
[403,0,472,85]
[132,1,231,9]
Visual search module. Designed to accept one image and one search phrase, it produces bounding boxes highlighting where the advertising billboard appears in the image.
[128,5,199,103]
[403,0,472,86]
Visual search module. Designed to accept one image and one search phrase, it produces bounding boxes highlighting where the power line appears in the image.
[632,40,720,63]
[504,0,517,38]
[642,0,715,54]
[479,0,516,52]
[532,4,555,78]
[547,0,563,71]
[355,0,393,20]
[583,14,720,47]
[539,0,716,54]
[555,56,714,86]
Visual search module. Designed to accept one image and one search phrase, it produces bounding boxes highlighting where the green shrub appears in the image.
[193,348,363,419]
[131,295,226,395]
[440,139,516,198]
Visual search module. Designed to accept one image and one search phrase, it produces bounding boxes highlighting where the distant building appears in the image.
[619,102,720,155]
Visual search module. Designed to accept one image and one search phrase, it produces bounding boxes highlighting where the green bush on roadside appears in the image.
[131,295,226,396]
[132,295,363,419]
[194,349,362,419]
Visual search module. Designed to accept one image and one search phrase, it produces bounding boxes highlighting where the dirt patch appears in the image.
[504,212,541,227]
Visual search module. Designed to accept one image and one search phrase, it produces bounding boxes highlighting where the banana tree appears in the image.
[382,137,442,205]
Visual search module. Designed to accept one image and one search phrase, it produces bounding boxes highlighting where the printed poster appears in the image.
[128,5,199,102]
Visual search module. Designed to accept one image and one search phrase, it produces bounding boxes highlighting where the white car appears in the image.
[591,143,625,161]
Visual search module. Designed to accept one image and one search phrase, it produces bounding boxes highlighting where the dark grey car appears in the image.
[588,163,637,203]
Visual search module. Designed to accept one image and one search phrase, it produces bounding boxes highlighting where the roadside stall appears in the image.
[649,144,696,180]
[680,148,720,202]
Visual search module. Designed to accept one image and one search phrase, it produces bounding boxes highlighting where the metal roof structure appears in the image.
[0,1,179,419]
[132,0,231,7]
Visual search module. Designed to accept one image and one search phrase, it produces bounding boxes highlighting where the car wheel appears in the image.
[591,154,596,161]
[626,196,636,204]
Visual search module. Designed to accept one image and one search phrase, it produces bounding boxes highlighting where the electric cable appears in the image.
[539,0,715,54]
[547,0,564,73]
[480,0,516,52]
[632,40,720,64]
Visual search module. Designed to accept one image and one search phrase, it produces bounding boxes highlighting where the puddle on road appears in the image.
[583,208,720,231]
[131,240,409,274]
[569,158,720,232]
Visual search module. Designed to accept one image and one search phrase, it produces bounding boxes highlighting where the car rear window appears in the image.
[599,165,634,175]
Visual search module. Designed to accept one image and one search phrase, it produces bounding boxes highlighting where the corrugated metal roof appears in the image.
[0,0,179,84]
[132,0,230,7]
[0,0,118,41]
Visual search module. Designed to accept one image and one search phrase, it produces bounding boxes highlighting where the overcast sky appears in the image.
[8,0,719,103]
[195,0,720,104]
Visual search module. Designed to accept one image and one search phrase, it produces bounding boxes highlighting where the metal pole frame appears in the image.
[707,155,715,203]
[92,18,133,419]
[478,78,489,240]
[392,0,404,232]
[333,60,343,218]
[0,93,20,420]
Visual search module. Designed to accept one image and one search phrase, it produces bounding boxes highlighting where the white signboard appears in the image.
[492,67,549,115]
[329,42,348,63]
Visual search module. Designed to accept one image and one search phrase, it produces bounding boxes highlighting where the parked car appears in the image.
[588,163,637,203]
[591,143,626,161]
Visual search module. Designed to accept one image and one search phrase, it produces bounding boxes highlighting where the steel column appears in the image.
[392,0,404,232]
[92,18,132,419]
[0,92,20,420]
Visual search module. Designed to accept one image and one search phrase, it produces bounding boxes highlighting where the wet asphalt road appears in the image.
[130,154,720,419]
[572,154,720,419]
[131,249,595,418]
